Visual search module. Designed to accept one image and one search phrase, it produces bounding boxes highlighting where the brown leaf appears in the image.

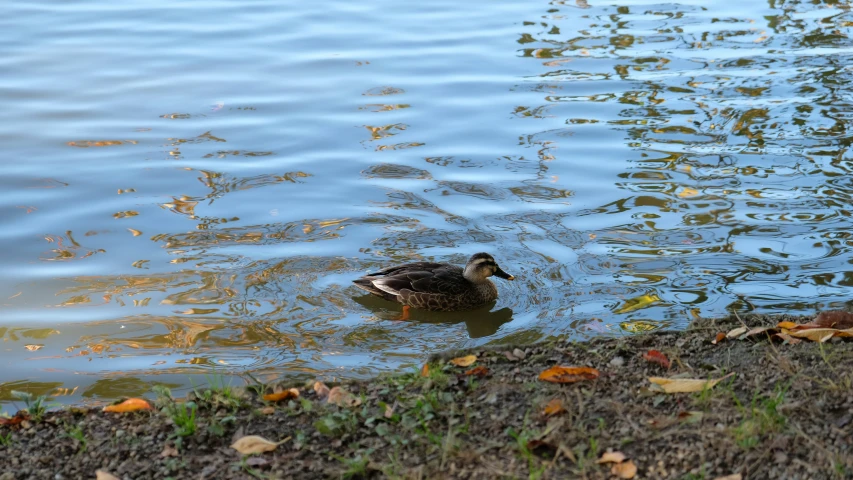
[648,373,734,393]
[160,445,179,458]
[712,475,742,480]
[230,435,285,455]
[815,310,853,329]
[263,388,299,402]
[313,381,330,399]
[785,328,836,342]
[597,451,627,464]
[464,366,489,377]
[449,355,477,367]
[526,439,556,453]
[543,398,566,416]
[103,398,152,413]
[642,350,670,369]
[420,363,430,377]
[712,332,726,344]
[260,406,275,415]
[327,387,362,408]
[611,459,637,479]
[538,366,600,383]
[95,471,120,480]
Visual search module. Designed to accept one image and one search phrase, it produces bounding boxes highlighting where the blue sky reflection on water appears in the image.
[1,0,852,405]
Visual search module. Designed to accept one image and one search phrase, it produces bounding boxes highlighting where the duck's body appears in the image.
[353,253,514,312]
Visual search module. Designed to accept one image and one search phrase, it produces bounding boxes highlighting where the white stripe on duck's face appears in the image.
[463,257,498,283]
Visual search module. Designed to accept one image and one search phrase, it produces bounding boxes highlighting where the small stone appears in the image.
[114,429,125,438]
[609,356,625,367]
[774,451,788,463]
[512,348,526,360]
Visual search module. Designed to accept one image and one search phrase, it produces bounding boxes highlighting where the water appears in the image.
[1,0,852,405]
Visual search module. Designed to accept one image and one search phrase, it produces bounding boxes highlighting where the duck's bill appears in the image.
[494,267,515,281]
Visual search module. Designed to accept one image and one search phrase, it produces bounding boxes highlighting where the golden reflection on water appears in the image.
[1,0,853,405]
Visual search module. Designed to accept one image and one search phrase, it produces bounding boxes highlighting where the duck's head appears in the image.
[463,252,515,284]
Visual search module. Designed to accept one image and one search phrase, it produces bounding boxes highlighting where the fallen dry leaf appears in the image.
[642,350,670,369]
[539,366,600,383]
[160,445,179,458]
[776,321,797,330]
[712,475,742,480]
[543,398,566,416]
[263,388,299,402]
[260,406,275,415]
[597,451,627,464]
[449,355,477,367]
[815,310,853,329]
[103,398,152,413]
[611,459,637,479]
[313,381,330,399]
[327,386,362,407]
[230,435,287,455]
[784,328,836,342]
[421,363,430,377]
[726,326,748,339]
[744,326,776,338]
[712,332,726,344]
[384,403,394,418]
[0,411,30,426]
[95,471,120,480]
[773,332,802,345]
[649,373,734,393]
[464,366,489,377]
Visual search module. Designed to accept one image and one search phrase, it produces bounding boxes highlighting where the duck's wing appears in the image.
[357,263,467,298]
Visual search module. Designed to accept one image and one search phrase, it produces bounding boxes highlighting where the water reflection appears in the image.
[352,294,515,339]
[1,0,852,406]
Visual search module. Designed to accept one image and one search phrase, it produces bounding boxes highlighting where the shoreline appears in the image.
[1,313,851,479]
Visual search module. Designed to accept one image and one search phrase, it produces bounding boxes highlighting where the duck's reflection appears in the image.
[352,295,514,338]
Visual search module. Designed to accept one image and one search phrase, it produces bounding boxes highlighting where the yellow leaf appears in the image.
[613,293,661,314]
[230,435,287,455]
[128,228,142,237]
[449,355,477,367]
[611,460,637,479]
[263,388,299,402]
[103,398,152,413]
[776,321,797,329]
[648,373,734,393]
[539,366,600,383]
[597,451,627,464]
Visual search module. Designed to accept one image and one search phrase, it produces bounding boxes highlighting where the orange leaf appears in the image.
[611,459,637,479]
[449,355,477,367]
[103,398,152,413]
[538,366,600,383]
[543,398,566,416]
[597,451,627,464]
[776,321,797,330]
[263,388,299,402]
[712,332,726,344]
[642,350,670,369]
[464,366,489,377]
[0,411,29,426]
[420,363,430,377]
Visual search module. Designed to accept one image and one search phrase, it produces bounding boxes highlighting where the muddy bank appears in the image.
[1,313,851,479]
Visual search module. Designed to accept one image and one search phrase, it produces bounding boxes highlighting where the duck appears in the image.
[353,252,514,313]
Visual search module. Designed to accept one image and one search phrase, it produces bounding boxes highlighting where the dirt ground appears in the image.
[1,313,851,479]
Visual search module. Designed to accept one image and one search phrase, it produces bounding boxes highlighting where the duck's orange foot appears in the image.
[393,305,411,322]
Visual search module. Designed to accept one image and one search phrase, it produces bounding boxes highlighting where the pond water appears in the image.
[2,0,852,406]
